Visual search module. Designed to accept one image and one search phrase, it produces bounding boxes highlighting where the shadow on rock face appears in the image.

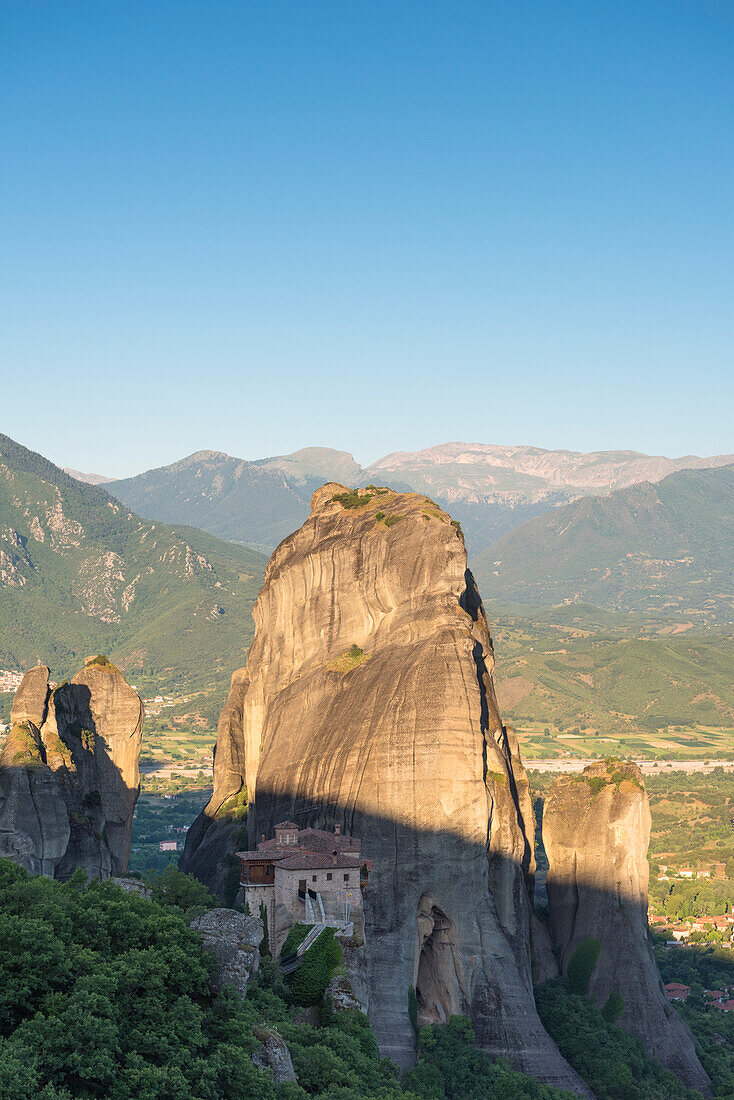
[0,660,143,882]
[182,484,711,1096]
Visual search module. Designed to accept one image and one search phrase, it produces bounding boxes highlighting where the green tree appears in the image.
[567,938,601,997]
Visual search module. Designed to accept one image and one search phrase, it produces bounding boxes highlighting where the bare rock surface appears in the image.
[183,484,590,1094]
[10,664,51,728]
[0,722,70,876]
[543,760,710,1094]
[111,876,151,899]
[338,942,370,1014]
[190,908,263,997]
[0,659,142,880]
[325,971,364,1015]
[529,913,559,986]
[251,1026,297,1083]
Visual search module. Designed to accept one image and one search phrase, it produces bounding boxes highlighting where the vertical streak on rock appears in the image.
[182,483,591,1095]
[0,659,142,880]
[543,761,711,1094]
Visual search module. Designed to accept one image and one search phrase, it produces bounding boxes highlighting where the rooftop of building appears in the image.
[236,822,367,872]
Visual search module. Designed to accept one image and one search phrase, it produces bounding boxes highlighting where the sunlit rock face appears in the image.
[0,658,142,879]
[543,760,711,1094]
[183,483,589,1093]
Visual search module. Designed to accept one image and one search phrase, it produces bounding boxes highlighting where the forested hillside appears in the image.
[0,434,266,694]
[474,465,734,620]
[491,604,734,747]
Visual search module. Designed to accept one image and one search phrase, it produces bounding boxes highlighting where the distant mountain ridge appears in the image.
[63,468,114,485]
[366,441,734,499]
[472,463,734,622]
[255,446,363,485]
[104,441,734,556]
[108,450,315,553]
[0,434,267,691]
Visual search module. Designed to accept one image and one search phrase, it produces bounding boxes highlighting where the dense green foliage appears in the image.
[0,860,588,1100]
[143,863,217,913]
[601,990,625,1024]
[535,978,698,1099]
[284,928,342,1008]
[408,986,418,1035]
[402,1017,575,1099]
[0,434,267,695]
[280,923,312,958]
[331,490,374,509]
[566,939,601,997]
[654,942,734,1096]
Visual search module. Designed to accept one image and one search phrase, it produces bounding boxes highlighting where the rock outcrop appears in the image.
[251,1027,297,1083]
[190,908,263,998]
[0,658,142,880]
[543,760,710,1094]
[183,484,590,1094]
[325,970,365,1016]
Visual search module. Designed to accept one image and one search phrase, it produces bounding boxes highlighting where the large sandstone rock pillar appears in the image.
[184,483,591,1095]
[543,760,710,1094]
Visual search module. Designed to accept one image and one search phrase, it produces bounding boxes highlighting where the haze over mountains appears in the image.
[0,434,266,692]
[474,464,734,623]
[6,429,732,723]
[103,441,734,556]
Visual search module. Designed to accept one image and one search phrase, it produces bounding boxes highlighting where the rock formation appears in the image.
[325,969,366,1016]
[190,908,263,998]
[543,760,710,1094]
[183,483,590,1094]
[0,657,142,879]
[251,1027,297,1083]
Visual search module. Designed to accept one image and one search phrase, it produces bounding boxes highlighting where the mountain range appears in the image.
[0,433,267,693]
[101,441,734,556]
[4,431,732,741]
[473,464,734,622]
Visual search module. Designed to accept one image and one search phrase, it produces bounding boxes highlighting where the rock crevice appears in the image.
[0,658,142,879]
[543,760,710,1094]
[183,484,590,1094]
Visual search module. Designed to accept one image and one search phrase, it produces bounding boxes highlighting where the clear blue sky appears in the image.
[1,1,732,477]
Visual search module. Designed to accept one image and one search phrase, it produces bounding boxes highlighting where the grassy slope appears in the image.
[473,464,734,621]
[0,433,266,694]
[490,603,734,757]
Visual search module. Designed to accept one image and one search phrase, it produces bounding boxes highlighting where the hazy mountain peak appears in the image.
[258,446,362,484]
[63,468,114,485]
[366,442,734,497]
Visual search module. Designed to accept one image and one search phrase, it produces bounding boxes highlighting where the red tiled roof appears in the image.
[253,827,361,857]
[237,824,364,869]
[276,851,363,871]
[295,828,361,854]
[664,983,690,992]
[236,850,288,862]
